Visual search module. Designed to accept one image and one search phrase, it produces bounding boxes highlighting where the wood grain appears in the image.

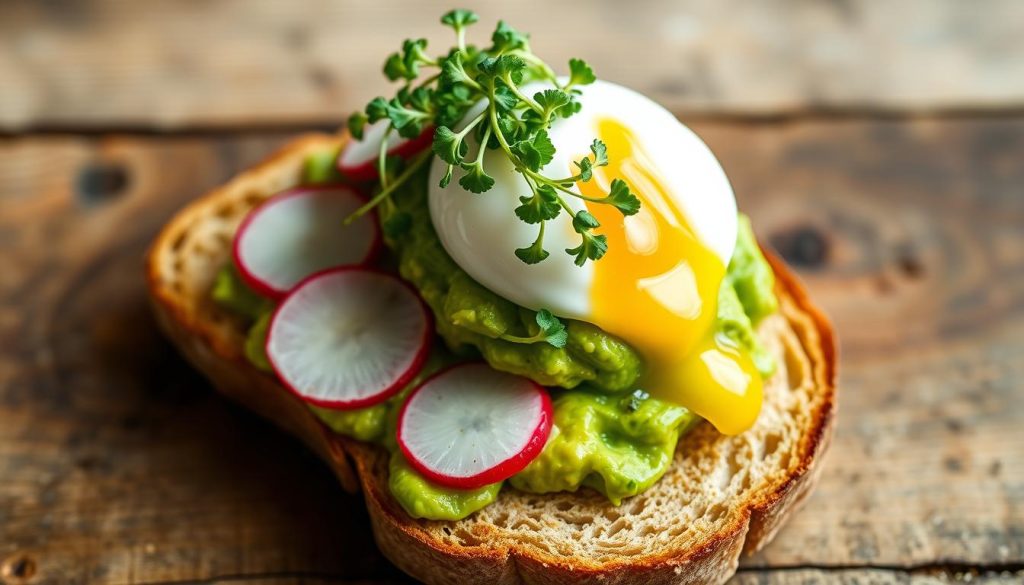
[1,117,1022,584]
[3,0,1024,130]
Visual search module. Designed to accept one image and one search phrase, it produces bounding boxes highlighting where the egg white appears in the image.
[428,79,737,321]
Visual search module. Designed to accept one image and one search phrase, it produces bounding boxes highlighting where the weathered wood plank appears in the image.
[1,117,1022,584]
[3,0,1024,129]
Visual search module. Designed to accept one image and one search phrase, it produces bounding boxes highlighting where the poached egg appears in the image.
[428,79,762,435]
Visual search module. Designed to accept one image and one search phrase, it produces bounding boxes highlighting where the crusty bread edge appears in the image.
[146,134,838,585]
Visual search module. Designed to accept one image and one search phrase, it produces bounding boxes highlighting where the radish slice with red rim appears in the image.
[338,120,433,182]
[267,268,431,409]
[233,186,380,299]
[397,364,553,489]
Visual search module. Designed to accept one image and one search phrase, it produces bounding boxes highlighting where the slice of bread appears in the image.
[146,134,837,585]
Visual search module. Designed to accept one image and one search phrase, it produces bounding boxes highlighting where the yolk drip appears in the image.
[577,118,762,436]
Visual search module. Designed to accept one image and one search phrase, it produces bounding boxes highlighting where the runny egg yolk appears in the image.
[577,118,763,435]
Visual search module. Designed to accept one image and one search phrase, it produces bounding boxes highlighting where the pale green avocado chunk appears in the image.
[718,215,778,377]
[510,389,699,504]
[211,264,272,320]
[211,266,275,371]
[244,312,274,372]
[313,400,390,443]
[209,151,779,521]
[388,451,501,520]
[300,146,345,185]
[309,350,447,445]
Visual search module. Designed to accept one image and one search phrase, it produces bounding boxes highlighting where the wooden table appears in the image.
[2,2,1022,584]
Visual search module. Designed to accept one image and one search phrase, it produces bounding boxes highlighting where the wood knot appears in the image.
[75,162,129,206]
[896,247,925,279]
[1,552,37,584]
[769,225,830,269]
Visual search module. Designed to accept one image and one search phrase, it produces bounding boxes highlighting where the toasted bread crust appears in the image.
[147,134,837,585]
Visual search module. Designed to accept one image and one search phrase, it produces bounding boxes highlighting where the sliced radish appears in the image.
[338,120,433,182]
[233,186,380,299]
[266,268,431,409]
[397,364,553,489]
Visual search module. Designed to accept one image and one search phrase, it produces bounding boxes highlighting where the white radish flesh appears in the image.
[267,268,430,409]
[233,187,379,298]
[397,364,552,489]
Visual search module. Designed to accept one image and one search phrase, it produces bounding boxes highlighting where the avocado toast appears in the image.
[146,11,836,584]
[147,132,835,585]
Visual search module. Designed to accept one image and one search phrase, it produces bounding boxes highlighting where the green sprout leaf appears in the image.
[406,87,433,112]
[556,96,583,119]
[347,112,368,140]
[477,55,526,85]
[534,309,568,348]
[530,130,556,167]
[497,305,568,347]
[572,209,600,233]
[514,226,550,265]
[439,164,454,188]
[458,161,495,193]
[495,54,526,83]
[432,126,465,165]
[495,115,521,143]
[384,39,434,81]
[491,85,519,112]
[568,58,596,86]
[535,89,570,119]
[590,139,608,166]
[574,156,593,181]
[514,141,543,172]
[514,184,560,224]
[403,39,431,78]
[383,52,411,81]
[441,52,475,87]
[513,130,555,172]
[566,232,608,266]
[606,178,641,216]
[441,9,479,29]
[365,97,390,122]
[383,98,428,137]
[571,138,608,181]
[566,211,607,266]
[491,20,529,53]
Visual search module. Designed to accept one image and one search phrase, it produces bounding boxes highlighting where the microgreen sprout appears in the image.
[499,309,569,348]
[343,9,643,348]
[345,8,640,268]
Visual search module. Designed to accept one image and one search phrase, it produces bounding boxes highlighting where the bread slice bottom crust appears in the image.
[146,134,837,585]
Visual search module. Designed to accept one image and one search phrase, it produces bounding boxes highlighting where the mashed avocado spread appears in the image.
[210,152,777,521]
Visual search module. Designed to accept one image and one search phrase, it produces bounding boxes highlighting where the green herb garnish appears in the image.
[499,309,569,348]
[345,8,641,269]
